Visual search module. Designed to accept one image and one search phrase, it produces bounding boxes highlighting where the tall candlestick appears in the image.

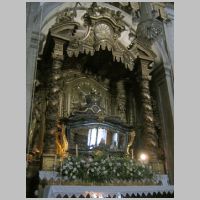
[60,158,63,171]
[59,158,63,185]
[76,144,78,157]
[54,155,57,171]
[131,149,134,159]
[53,155,57,185]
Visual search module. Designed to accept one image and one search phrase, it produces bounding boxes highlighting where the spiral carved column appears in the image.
[138,59,158,161]
[42,38,64,170]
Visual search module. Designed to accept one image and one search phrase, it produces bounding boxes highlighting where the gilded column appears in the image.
[42,38,64,169]
[138,59,158,161]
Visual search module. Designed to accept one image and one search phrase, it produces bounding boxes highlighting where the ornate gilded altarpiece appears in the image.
[27,2,165,180]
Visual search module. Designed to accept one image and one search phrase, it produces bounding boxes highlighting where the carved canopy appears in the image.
[49,3,156,71]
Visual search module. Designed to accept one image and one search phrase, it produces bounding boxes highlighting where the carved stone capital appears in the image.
[136,18,163,46]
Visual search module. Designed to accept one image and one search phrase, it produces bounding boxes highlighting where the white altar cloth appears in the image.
[43,185,174,198]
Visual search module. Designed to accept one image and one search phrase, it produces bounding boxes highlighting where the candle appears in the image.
[60,158,63,170]
[60,158,63,185]
[131,149,134,159]
[54,155,57,171]
[76,144,78,157]
[53,155,57,185]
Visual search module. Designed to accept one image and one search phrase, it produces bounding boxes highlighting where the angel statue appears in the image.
[126,129,136,158]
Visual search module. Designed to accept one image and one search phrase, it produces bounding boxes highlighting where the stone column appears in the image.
[139,2,152,20]
[138,59,158,161]
[42,38,64,170]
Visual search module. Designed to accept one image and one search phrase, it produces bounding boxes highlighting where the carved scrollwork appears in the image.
[84,3,125,29]
[108,2,140,18]
[49,3,157,71]
[88,3,113,20]
[55,8,76,25]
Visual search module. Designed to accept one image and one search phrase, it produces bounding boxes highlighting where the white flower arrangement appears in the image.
[60,155,154,183]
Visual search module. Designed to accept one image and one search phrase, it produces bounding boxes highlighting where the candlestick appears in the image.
[60,158,63,171]
[59,158,63,185]
[53,155,57,185]
[131,149,134,159]
[54,155,57,171]
[76,144,78,157]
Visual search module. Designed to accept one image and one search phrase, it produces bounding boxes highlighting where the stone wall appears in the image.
[26,2,41,136]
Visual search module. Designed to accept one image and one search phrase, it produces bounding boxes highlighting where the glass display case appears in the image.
[67,123,128,156]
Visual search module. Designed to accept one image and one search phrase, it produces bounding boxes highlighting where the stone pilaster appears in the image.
[138,59,158,161]
[43,38,64,158]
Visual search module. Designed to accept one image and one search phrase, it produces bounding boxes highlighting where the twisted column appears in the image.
[44,38,64,154]
[138,59,158,161]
